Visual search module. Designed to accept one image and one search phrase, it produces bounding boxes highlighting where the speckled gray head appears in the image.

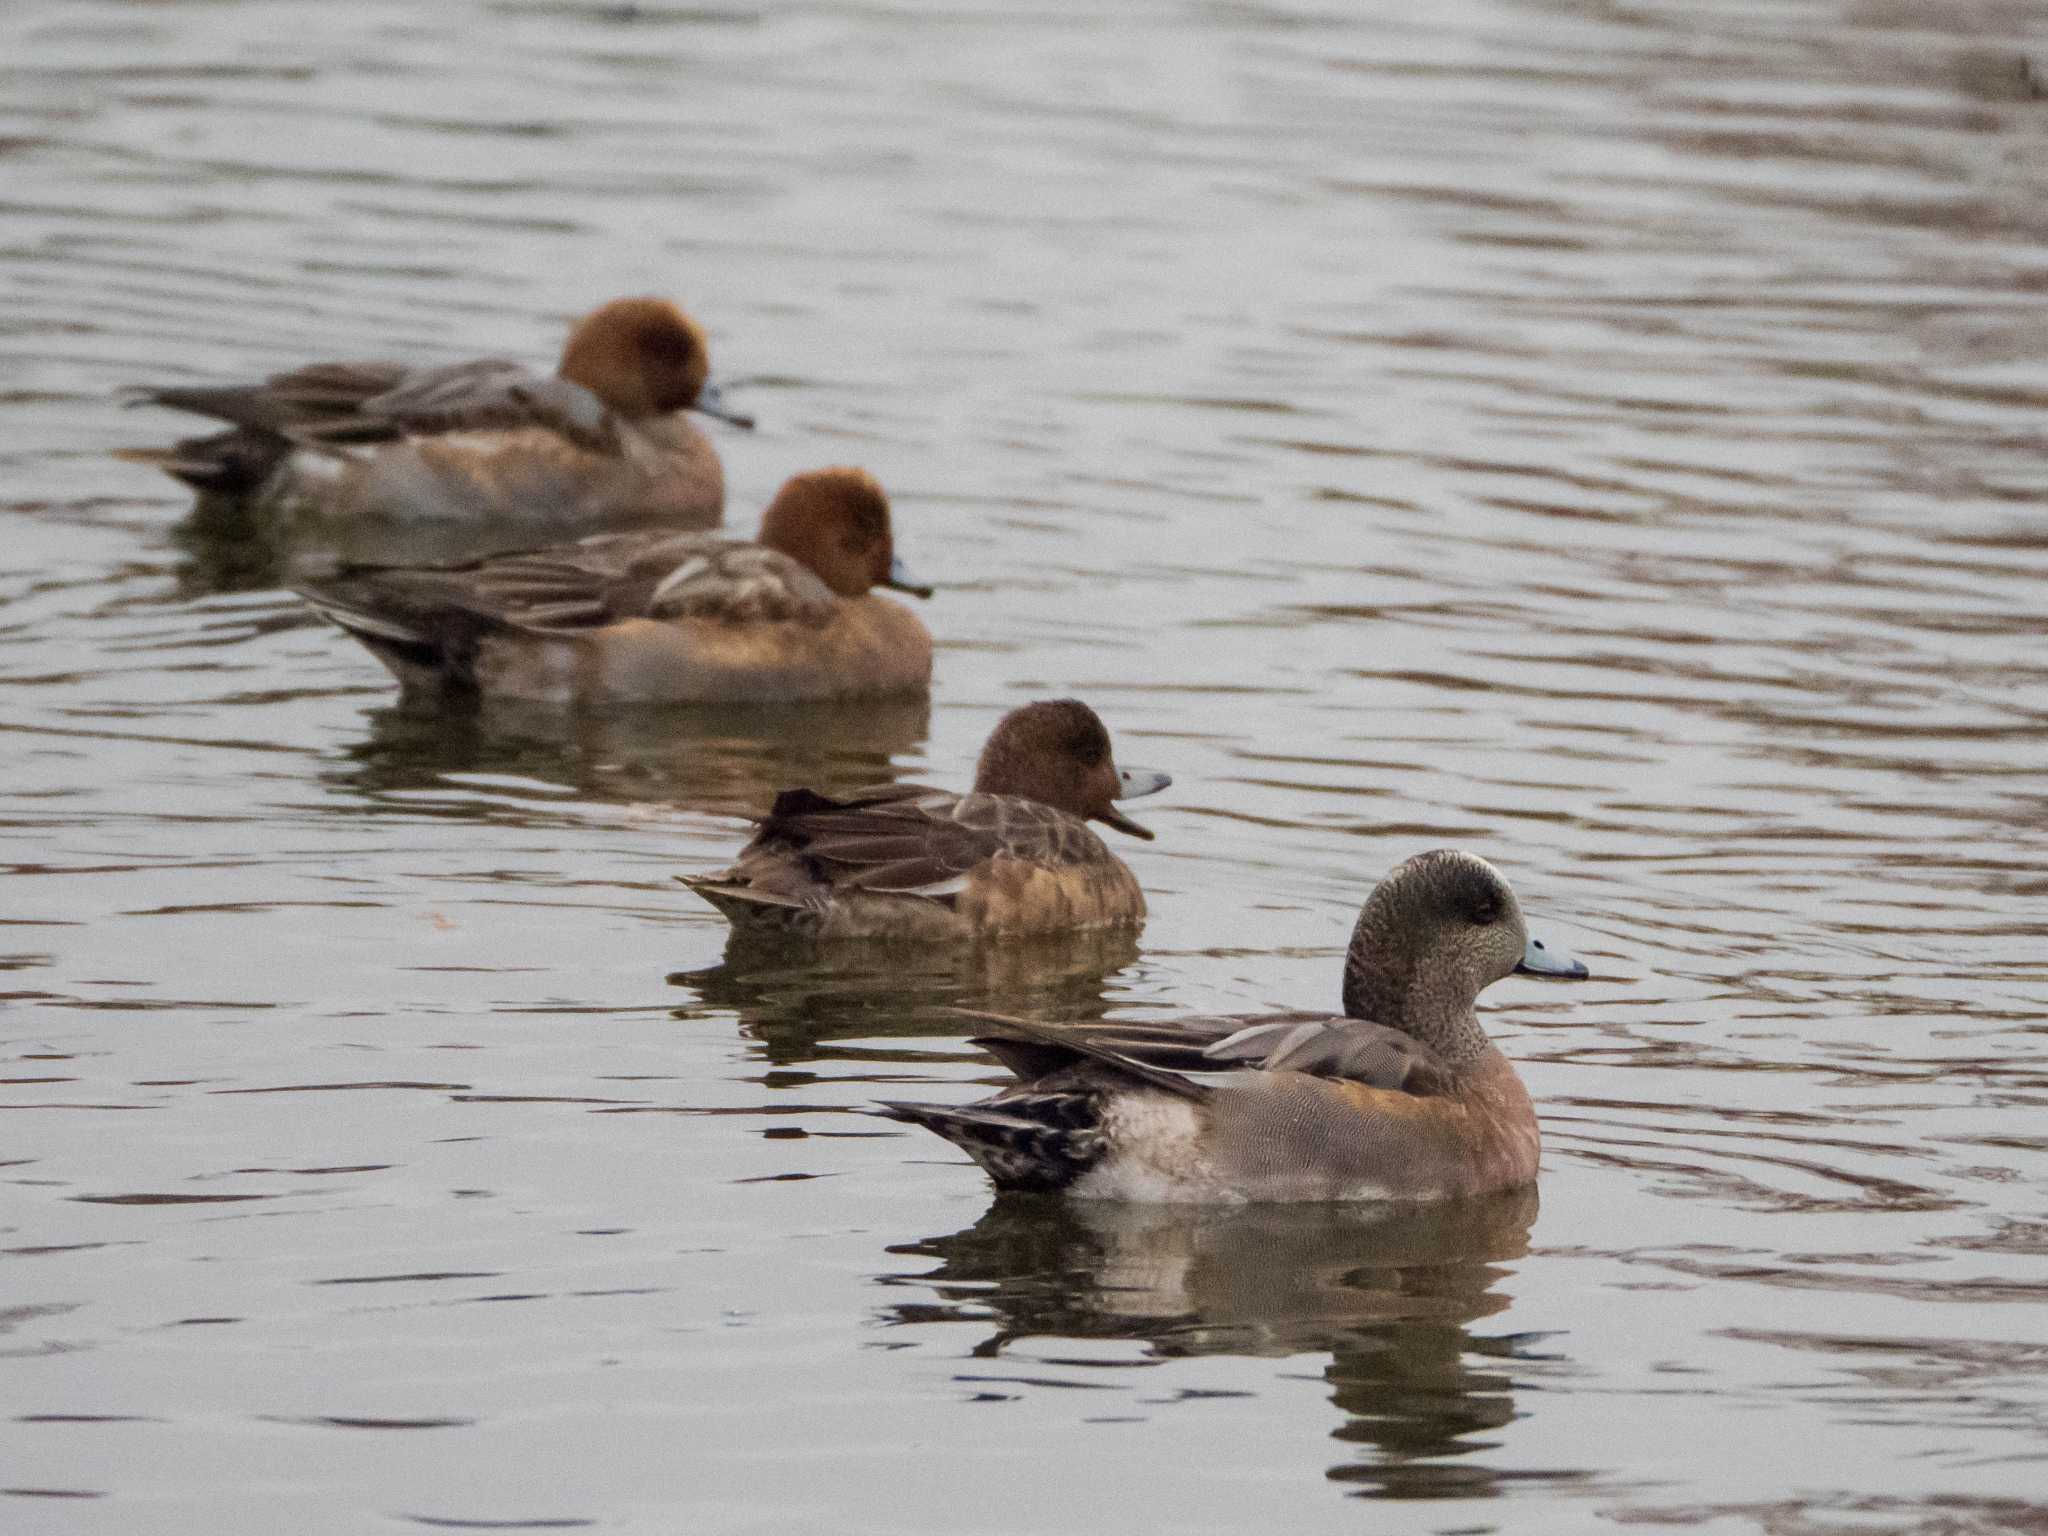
[1340,849,1586,1061]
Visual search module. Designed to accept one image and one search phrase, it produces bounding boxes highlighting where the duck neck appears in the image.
[1340,934,1492,1068]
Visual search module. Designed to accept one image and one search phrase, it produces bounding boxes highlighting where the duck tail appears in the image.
[292,579,479,695]
[876,1096,1104,1194]
[114,427,287,497]
[676,874,821,935]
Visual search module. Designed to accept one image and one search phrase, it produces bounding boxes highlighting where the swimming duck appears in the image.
[682,699,1172,940]
[881,849,1589,1201]
[294,466,932,705]
[121,297,750,560]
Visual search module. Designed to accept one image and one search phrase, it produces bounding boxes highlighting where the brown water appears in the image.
[7,0,2048,1530]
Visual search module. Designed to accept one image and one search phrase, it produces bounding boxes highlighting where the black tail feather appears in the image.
[116,427,288,497]
[878,1097,1105,1193]
[292,581,484,695]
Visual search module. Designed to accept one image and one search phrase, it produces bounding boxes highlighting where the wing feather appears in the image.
[695,784,1120,911]
[134,359,623,451]
[299,532,844,639]
[945,1007,1450,1097]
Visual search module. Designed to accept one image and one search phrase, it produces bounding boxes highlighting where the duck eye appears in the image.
[643,326,696,366]
[1063,732,1104,764]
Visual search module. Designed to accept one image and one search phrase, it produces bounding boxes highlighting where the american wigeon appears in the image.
[121,297,750,559]
[293,466,933,705]
[682,699,1172,940]
[881,849,1590,1202]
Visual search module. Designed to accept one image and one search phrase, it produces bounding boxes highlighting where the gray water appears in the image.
[7,0,2048,1530]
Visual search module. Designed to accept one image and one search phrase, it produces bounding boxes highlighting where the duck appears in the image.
[120,296,751,561]
[880,849,1590,1201]
[293,466,933,705]
[682,699,1172,941]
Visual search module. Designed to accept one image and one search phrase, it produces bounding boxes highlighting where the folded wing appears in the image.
[949,1008,1453,1096]
[136,359,619,451]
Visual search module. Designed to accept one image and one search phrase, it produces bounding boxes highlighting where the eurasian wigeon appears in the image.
[881,850,1591,1201]
[122,297,750,561]
[683,699,1172,940]
[293,466,932,705]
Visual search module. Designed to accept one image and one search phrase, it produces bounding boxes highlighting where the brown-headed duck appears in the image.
[881,849,1591,1201]
[293,466,932,705]
[122,297,750,559]
[683,699,1172,940]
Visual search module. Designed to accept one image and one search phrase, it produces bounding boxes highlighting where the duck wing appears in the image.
[720,785,1024,900]
[635,544,840,627]
[946,1009,1452,1096]
[134,359,619,451]
[433,530,730,631]
[303,531,843,642]
[1197,1015,1451,1093]
[360,366,617,449]
[292,529,706,641]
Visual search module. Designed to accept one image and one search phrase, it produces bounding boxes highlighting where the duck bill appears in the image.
[881,556,935,599]
[1515,932,1589,980]
[1094,805,1154,840]
[1117,766,1171,800]
[1095,765,1170,840]
[690,379,755,429]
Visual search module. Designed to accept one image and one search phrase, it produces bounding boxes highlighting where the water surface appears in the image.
[6,0,2048,1530]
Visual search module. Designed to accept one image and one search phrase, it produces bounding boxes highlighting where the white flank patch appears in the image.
[1070,1096,1247,1205]
[289,452,351,484]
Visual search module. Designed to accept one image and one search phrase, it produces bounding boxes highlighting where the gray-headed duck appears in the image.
[294,466,932,705]
[881,849,1590,1201]
[122,297,750,559]
[683,699,1172,940]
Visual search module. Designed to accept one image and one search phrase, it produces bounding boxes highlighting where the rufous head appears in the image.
[757,467,932,600]
[971,699,1171,839]
[556,297,749,424]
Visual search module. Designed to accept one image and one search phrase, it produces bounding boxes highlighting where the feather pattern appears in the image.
[687,782,1125,914]
[948,1010,1453,1096]
[135,359,623,454]
[296,529,841,665]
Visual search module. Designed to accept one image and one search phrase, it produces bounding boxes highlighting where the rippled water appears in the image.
[8,0,2048,1529]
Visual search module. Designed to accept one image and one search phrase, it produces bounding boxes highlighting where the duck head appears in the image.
[757,467,933,600]
[1341,850,1587,1051]
[971,699,1171,839]
[556,296,752,425]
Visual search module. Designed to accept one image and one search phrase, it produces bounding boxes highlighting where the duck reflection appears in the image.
[669,926,1144,1065]
[171,502,294,595]
[170,494,474,596]
[884,1190,1552,1498]
[324,694,930,818]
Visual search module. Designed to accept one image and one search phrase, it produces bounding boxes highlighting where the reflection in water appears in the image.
[885,1190,1572,1498]
[325,694,931,817]
[670,926,1144,1064]
[16,0,2048,1524]
[171,501,293,597]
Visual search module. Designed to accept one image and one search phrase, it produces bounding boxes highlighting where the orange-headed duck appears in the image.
[683,699,1172,940]
[122,297,750,560]
[881,850,1591,1201]
[293,466,932,706]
